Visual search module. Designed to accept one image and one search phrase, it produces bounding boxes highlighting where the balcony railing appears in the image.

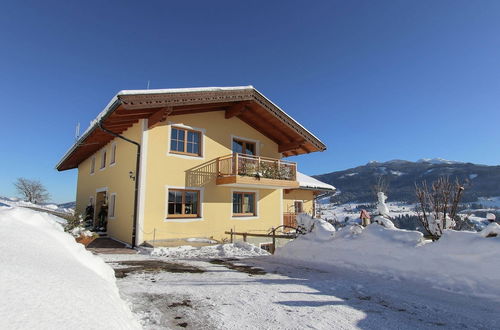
[217,153,297,181]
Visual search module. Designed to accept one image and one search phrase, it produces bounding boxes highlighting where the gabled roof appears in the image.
[56,86,327,171]
[297,172,335,191]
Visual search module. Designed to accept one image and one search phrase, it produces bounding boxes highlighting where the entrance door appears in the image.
[95,191,107,230]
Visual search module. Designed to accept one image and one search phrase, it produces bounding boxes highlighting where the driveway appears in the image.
[99,253,499,330]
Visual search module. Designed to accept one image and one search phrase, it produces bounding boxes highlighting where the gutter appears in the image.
[89,97,141,248]
[97,120,141,248]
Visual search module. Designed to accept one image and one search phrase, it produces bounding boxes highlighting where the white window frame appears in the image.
[166,122,206,160]
[108,193,116,219]
[90,156,96,175]
[164,185,204,222]
[230,188,259,220]
[109,143,117,166]
[100,149,107,170]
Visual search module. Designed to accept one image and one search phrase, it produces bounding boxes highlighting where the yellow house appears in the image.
[56,86,334,247]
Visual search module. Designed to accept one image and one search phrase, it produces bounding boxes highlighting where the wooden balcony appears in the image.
[216,153,299,189]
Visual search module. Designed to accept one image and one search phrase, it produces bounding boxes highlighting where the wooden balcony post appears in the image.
[216,157,220,176]
[234,153,238,175]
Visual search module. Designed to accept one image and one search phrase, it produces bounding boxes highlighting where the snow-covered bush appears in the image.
[415,177,465,238]
[296,213,335,241]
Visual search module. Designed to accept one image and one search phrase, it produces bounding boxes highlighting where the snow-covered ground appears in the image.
[0,196,75,215]
[100,249,500,330]
[0,206,140,329]
[278,222,500,301]
[318,201,418,224]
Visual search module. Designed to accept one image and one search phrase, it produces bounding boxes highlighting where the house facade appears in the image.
[57,86,334,246]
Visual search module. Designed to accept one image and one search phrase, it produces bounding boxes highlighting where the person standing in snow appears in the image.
[97,201,108,232]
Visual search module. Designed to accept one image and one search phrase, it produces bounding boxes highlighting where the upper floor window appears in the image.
[167,189,200,218]
[232,138,256,156]
[90,156,96,174]
[100,150,107,169]
[170,127,202,157]
[110,143,116,165]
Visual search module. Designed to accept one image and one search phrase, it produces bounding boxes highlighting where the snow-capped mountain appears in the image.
[314,159,500,203]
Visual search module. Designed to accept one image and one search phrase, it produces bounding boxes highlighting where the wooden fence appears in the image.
[225,227,299,254]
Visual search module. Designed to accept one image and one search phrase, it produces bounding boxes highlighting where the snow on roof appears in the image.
[56,86,327,170]
[117,85,254,96]
[297,172,335,191]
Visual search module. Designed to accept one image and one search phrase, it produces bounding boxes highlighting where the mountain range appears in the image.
[314,159,500,204]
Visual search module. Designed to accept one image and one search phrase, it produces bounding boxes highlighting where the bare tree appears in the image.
[415,177,464,239]
[372,175,389,197]
[14,178,50,204]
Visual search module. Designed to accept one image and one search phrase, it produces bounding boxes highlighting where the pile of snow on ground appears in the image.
[0,207,140,329]
[152,241,270,259]
[277,218,500,301]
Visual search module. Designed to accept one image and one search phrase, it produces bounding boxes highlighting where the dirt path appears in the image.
[100,254,500,330]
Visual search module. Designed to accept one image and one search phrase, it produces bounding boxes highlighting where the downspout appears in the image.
[97,122,141,248]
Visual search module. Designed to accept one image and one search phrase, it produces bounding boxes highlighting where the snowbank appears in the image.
[152,242,269,259]
[0,207,140,329]
[276,221,500,301]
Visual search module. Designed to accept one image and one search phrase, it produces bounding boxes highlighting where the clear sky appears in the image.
[1,1,499,203]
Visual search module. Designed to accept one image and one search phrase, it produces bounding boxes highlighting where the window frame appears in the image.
[166,188,201,219]
[110,143,117,166]
[100,149,107,170]
[108,193,116,219]
[169,126,202,157]
[90,156,96,174]
[232,138,257,156]
[232,191,257,217]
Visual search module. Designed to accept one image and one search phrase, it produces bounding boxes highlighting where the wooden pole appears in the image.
[271,227,276,254]
[243,233,247,242]
[230,228,233,243]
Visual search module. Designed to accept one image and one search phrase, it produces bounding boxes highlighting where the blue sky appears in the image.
[1,1,499,203]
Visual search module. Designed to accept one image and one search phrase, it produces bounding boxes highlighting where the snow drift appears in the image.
[0,207,140,329]
[277,218,500,301]
[152,241,270,259]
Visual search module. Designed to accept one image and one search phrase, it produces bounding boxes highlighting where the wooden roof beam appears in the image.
[225,102,250,119]
[148,107,173,129]
[279,139,306,153]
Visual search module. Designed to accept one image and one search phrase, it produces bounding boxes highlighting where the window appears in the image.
[167,189,200,218]
[232,138,256,155]
[109,193,116,218]
[110,143,116,165]
[232,192,256,216]
[100,150,107,169]
[170,127,202,156]
[294,201,304,213]
[90,156,95,174]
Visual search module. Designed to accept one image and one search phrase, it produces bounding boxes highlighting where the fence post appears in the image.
[243,233,247,242]
[271,227,276,254]
[230,228,234,243]
[153,228,156,247]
